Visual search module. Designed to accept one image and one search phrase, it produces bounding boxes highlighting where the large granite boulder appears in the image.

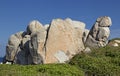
[85,16,112,48]
[6,31,25,62]
[44,18,85,63]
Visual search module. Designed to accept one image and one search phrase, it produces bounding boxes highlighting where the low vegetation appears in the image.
[0,39,120,76]
[0,64,84,76]
[69,46,120,76]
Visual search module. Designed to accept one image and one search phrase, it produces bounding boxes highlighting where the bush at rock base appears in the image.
[69,46,120,76]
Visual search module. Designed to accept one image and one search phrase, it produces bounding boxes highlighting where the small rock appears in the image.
[112,43,119,47]
[6,61,12,64]
[84,47,91,53]
[114,40,120,44]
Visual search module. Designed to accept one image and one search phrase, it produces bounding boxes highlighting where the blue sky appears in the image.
[0,0,120,57]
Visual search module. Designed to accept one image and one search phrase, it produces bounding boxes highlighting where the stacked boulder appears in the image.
[4,16,112,65]
[85,16,112,48]
[5,21,46,64]
[5,18,85,64]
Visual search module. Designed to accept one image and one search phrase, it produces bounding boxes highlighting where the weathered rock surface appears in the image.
[45,18,85,63]
[29,29,47,64]
[14,35,31,64]
[6,31,24,62]
[5,20,47,65]
[4,16,112,65]
[84,47,91,53]
[85,16,112,48]
[26,20,43,35]
[97,16,112,27]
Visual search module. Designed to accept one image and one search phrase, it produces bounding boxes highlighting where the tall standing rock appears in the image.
[29,30,47,64]
[14,35,31,64]
[28,21,47,64]
[85,16,112,48]
[44,18,85,63]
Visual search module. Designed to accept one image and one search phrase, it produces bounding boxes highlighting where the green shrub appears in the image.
[69,46,120,76]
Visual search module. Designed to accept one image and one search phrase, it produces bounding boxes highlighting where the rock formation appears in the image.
[4,16,112,65]
[26,20,43,35]
[6,31,25,62]
[5,20,47,64]
[44,18,85,63]
[85,16,112,48]
[29,29,47,64]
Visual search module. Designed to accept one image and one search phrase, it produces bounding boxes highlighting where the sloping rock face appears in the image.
[85,16,112,48]
[44,18,85,63]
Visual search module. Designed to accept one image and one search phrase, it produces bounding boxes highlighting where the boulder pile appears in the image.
[85,16,112,47]
[4,16,112,65]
